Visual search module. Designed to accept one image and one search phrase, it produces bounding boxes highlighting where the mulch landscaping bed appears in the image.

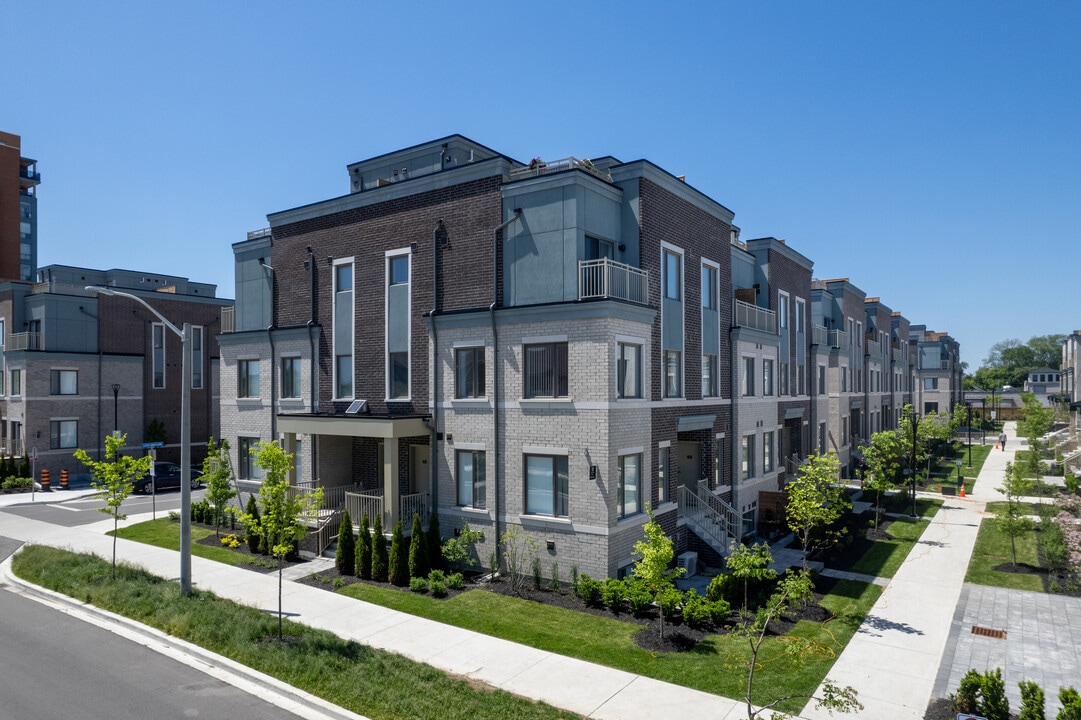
[193,527,308,574]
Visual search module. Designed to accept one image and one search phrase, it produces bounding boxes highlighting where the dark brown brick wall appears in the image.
[270,176,503,415]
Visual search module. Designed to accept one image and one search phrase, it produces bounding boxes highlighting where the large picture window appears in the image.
[457,450,486,508]
[237,437,261,480]
[238,359,260,398]
[524,343,568,398]
[618,453,643,519]
[50,370,78,395]
[455,347,485,399]
[525,454,569,517]
[617,343,642,399]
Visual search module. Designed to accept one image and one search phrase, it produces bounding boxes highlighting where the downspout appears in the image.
[429,220,445,518]
[489,209,521,570]
[261,258,277,442]
[306,246,318,483]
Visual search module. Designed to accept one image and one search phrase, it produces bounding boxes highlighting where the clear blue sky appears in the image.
[3,2,1078,370]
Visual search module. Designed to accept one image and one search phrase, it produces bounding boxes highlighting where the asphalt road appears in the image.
[2,487,206,527]
[0,586,306,720]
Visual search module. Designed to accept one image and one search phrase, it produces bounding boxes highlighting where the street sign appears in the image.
[142,441,165,449]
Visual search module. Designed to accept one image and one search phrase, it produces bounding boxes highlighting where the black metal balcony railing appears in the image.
[578,258,649,305]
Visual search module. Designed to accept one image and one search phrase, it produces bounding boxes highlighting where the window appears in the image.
[741,436,754,479]
[334,262,354,399]
[457,450,486,508]
[818,422,826,453]
[0,318,5,348]
[663,250,681,300]
[714,438,723,487]
[191,326,204,390]
[797,364,805,395]
[779,362,789,395]
[455,347,485,399]
[389,255,409,285]
[294,440,303,483]
[818,365,826,394]
[618,454,642,518]
[763,431,774,473]
[795,299,805,333]
[524,342,568,398]
[763,359,774,396]
[389,352,409,399]
[617,343,642,399]
[842,417,849,445]
[924,402,939,414]
[702,354,718,397]
[10,369,20,396]
[50,370,78,395]
[701,264,717,310]
[50,420,77,449]
[924,377,938,390]
[742,357,755,396]
[657,446,670,504]
[237,437,261,480]
[238,359,260,398]
[778,293,789,330]
[152,323,166,389]
[586,236,614,260]
[282,357,302,399]
[664,350,682,397]
[525,454,568,517]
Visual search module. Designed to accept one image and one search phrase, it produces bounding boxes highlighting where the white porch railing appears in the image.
[733,299,777,334]
[401,492,430,528]
[828,329,848,349]
[578,258,649,305]
[346,490,384,527]
[221,306,235,333]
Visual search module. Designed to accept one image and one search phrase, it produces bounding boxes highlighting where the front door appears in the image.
[677,441,701,493]
[409,445,430,496]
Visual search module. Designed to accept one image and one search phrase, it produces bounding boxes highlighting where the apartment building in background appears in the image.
[0,131,39,283]
[218,135,960,578]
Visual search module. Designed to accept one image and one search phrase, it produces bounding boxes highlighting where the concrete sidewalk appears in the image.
[801,422,1020,719]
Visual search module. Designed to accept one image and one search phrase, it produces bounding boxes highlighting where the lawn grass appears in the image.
[827,515,930,579]
[984,501,1053,516]
[964,518,1044,592]
[880,493,943,519]
[339,576,881,713]
[112,517,259,567]
[11,545,579,720]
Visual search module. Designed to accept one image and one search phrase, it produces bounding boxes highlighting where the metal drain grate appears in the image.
[971,625,1007,640]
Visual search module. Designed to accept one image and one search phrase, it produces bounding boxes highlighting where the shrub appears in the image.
[570,565,579,595]
[409,577,428,593]
[624,578,653,617]
[1066,473,1079,495]
[220,533,241,548]
[532,557,542,591]
[243,495,261,553]
[980,667,1009,720]
[707,572,741,606]
[371,514,388,582]
[446,572,465,590]
[429,579,447,598]
[681,589,712,629]
[576,573,603,607]
[408,513,429,580]
[335,509,356,576]
[602,578,626,613]
[442,523,484,570]
[1,476,31,489]
[660,586,682,620]
[954,669,982,714]
[1018,680,1044,720]
[427,569,446,585]
[389,520,408,586]
[549,562,560,592]
[356,512,372,580]
[1059,687,1081,720]
[707,596,731,625]
[426,511,443,572]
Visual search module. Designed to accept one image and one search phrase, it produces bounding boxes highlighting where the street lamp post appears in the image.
[966,403,972,468]
[112,383,121,433]
[910,408,918,517]
[87,285,192,596]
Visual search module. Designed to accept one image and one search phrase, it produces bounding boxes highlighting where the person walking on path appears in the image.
[999,430,1007,450]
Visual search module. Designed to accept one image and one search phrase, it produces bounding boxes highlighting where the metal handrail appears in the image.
[733,299,777,334]
[679,485,733,551]
[346,490,385,528]
[578,258,649,305]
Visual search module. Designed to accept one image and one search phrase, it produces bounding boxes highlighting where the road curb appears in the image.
[0,546,370,720]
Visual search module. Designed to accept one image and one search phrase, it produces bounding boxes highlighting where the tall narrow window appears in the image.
[741,435,755,479]
[457,450,486,508]
[763,431,774,473]
[763,359,774,396]
[282,357,301,399]
[389,352,409,399]
[778,293,789,331]
[617,343,642,399]
[779,361,790,395]
[795,299,805,333]
[742,357,755,396]
[386,253,410,399]
[10,369,20,396]
[702,354,718,397]
[618,454,642,519]
[524,343,568,398]
[701,264,717,310]
[657,446,669,504]
[525,454,569,517]
[238,360,260,398]
[152,323,166,389]
[191,326,204,390]
[664,350,682,398]
[664,250,681,300]
[334,262,354,399]
[455,347,485,399]
[238,437,261,480]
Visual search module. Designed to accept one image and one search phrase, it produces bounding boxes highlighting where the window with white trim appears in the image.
[763,431,774,473]
[525,454,569,517]
[457,450,486,508]
[334,262,354,399]
[617,453,643,519]
[282,357,302,399]
[455,347,485,399]
[617,343,642,399]
[50,370,77,395]
[238,359,260,398]
[657,446,670,504]
[763,359,774,396]
[741,435,755,479]
[742,356,755,396]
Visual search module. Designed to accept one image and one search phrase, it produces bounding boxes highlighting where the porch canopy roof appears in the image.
[277,413,430,439]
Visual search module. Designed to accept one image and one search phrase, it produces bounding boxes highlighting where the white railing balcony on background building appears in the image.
[866,339,881,358]
[828,329,848,349]
[221,306,235,333]
[578,258,649,305]
[733,299,777,334]
[813,325,828,346]
[7,332,41,351]
[509,157,612,183]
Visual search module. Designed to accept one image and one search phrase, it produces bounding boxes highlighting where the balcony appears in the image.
[221,306,235,333]
[828,329,848,349]
[509,156,612,183]
[7,332,42,351]
[345,488,430,533]
[866,339,881,358]
[813,325,828,346]
[578,258,649,305]
[733,299,776,334]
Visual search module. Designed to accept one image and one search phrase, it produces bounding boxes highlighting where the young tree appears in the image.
[731,568,862,719]
[388,519,408,586]
[631,505,684,639]
[994,462,1035,567]
[238,440,322,640]
[202,437,238,537]
[335,508,356,576]
[787,452,851,567]
[860,430,903,530]
[356,511,372,580]
[371,513,388,582]
[724,542,776,612]
[74,433,152,578]
[408,512,429,579]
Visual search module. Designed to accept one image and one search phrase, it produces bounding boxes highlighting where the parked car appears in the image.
[134,462,203,494]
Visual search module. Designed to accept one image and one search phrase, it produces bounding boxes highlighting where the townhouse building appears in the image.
[910,326,962,415]
[0,265,229,478]
[218,134,958,579]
